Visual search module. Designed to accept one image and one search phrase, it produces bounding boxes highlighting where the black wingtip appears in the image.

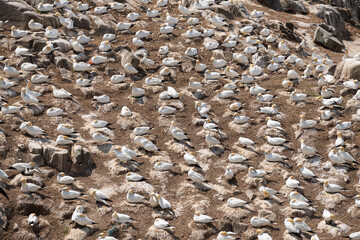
[0,187,9,200]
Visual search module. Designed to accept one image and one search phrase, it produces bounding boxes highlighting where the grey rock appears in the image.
[210,2,250,20]
[16,35,40,49]
[252,52,270,68]
[60,68,73,80]
[51,39,71,53]
[77,14,91,30]
[329,0,360,24]
[55,56,72,70]
[70,145,94,175]
[232,222,248,234]
[28,141,42,154]
[315,4,351,40]
[0,146,7,160]
[90,15,115,36]
[118,47,140,69]
[181,56,195,72]
[280,0,308,14]
[50,149,72,172]
[314,26,345,52]
[30,153,44,166]
[339,59,360,80]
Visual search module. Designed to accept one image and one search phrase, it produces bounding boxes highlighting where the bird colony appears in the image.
[0,0,360,239]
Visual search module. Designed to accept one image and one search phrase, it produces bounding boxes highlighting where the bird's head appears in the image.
[55,12,61,17]
[220,231,228,236]
[295,218,302,222]
[20,177,27,183]
[297,164,303,168]
[262,190,269,198]
[112,211,117,217]
[128,189,134,194]
[63,186,70,191]
[324,180,329,186]
[256,229,263,235]
[90,190,96,196]
[11,25,15,31]
[289,176,295,179]
[194,211,200,216]
[59,172,65,177]
[30,162,36,168]
[78,213,85,217]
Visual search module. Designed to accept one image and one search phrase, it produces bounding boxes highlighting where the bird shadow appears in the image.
[97,143,113,153]
[192,182,211,192]
[164,229,180,240]
[209,146,224,156]
[227,177,238,186]
[174,139,194,149]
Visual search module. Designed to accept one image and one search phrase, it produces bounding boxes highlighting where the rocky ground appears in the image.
[1,0,360,239]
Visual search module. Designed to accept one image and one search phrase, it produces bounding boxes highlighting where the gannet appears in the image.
[158,106,176,115]
[126,172,144,182]
[157,0,168,6]
[266,34,276,43]
[55,12,74,29]
[74,213,96,226]
[259,186,279,200]
[265,136,286,146]
[133,126,150,136]
[1,103,21,114]
[217,231,236,240]
[154,160,174,170]
[71,206,83,222]
[45,26,60,39]
[28,213,39,227]
[130,83,145,97]
[94,6,108,15]
[147,8,160,17]
[299,115,317,129]
[250,64,263,76]
[21,62,38,71]
[260,104,278,115]
[230,102,242,111]
[297,164,316,179]
[265,117,283,130]
[98,233,117,240]
[322,209,335,224]
[159,24,174,34]
[56,135,74,145]
[224,167,234,180]
[117,22,132,30]
[194,212,213,223]
[94,95,110,104]
[52,86,72,99]
[15,46,32,56]
[9,162,37,172]
[321,86,335,98]
[188,167,205,182]
[267,60,279,72]
[233,113,250,124]
[31,74,50,83]
[77,2,89,11]
[265,150,287,162]
[250,83,266,95]
[112,211,134,223]
[114,147,132,162]
[57,124,74,135]
[110,74,125,84]
[260,28,271,37]
[91,189,111,204]
[21,88,38,104]
[145,77,162,86]
[284,218,299,234]
[121,106,131,117]
[248,167,267,178]
[290,199,310,209]
[233,53,249,65]
[127,12,140,21]
[286,176,303,189]
[0,169,9,181]
[335,132,344,146]
[338,147,357,163]
[61,187,82,199]
[57,172,75,184]
[20,122,45,136]
[73,59,92,72]
[10,26,29,38]
[127,189,146,203]
[250,216,272,227]
[300,140,317,157]
[76,78,91,87]
[324,180,346,193]
[205,131,221,147]
[256,229,272,240]
[92,132,109,143]
[185,47,198,56]
[184,152,200,166]
[154,218,174,229]
[290,191,309,202]
[0,77,15,89]
[328,149,346,165]
[278,40,290,53]
[321,109,332,120]
[110,2,125,9]
[257,93,274,102]
[335,120,352,130]
[238,137,256,148]
[186,29,201,38]
[209,12,227,28]
[344,79,360,89]
[240,25,253,35]
[290,91,307,102]
[99,41,111,52]
[21,178,41,193]
[294,218,312,232]
[205,70,221,80]
[91,120,108,128]
[178,1,192,15]
[227,197,247,208]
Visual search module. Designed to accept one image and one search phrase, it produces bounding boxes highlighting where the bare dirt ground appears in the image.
[0,0,360,239]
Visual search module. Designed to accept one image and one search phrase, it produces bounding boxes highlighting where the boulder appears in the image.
[118,47,140,69]
[280,0,308,14]
[338,59,360,80]
[55,56,72,70]
[315,4,351,40]
[89,15,115,36]
[257,0,307,14]
[0,0,59,29]
[328,0,360,24]
[210,2,250,20]
[51,39,71,53]
[314,26,345,52]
